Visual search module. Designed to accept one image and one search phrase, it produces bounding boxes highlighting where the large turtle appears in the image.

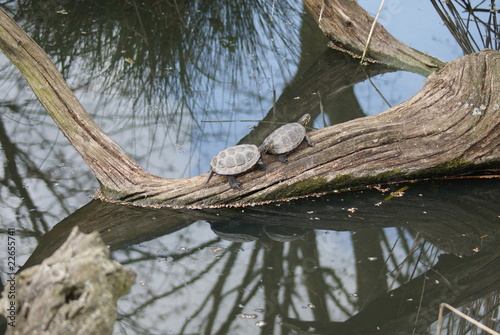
[206,144,263,189]
[258,114,314,163]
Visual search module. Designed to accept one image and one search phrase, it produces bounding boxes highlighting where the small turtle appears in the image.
[206,144,263,189]
[258,114,314,163]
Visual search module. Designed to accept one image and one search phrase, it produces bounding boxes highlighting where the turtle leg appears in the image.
[305,135,314,147]
[278,154,288,163]
[257,158,266,170]
[227,175,242,189]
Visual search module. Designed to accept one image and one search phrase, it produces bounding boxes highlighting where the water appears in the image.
[0,1,499,334]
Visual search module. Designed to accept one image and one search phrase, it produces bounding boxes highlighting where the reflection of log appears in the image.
[0,228,135,335]
[21,179,500,273]
[238,48,393,146]
[20,200,195,270]
[302,0,444,75]
[0,9,498,209]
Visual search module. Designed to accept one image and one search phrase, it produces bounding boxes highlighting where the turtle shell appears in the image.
[261,122,306,154]
[210,144,260,175]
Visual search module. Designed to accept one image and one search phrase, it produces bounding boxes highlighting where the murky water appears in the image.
[0,1,499,334]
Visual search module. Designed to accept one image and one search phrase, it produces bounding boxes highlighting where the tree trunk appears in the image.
[0,227,135,335]
[0,9,498,209]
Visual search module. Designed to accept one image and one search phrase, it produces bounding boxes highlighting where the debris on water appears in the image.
[238,313,257,319]
[254,308,265,313]
[384,186,409,200]
[209,246,225,253]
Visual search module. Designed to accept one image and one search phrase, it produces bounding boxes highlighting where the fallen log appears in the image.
[0,9,498,209]
[0,227,135,335]
[102,49,500,208]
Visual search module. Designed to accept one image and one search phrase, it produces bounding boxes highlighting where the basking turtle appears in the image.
[206,144,263,189]
[258,114,314,163]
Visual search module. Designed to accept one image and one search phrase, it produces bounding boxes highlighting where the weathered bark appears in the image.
[0,9,498,209]
[302,0,444,75]
[0,227,135,335]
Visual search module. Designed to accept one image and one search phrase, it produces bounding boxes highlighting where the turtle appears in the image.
[206,144,264,189]
[258,114,314,163]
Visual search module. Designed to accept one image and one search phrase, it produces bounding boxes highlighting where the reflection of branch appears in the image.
[214,246,261,335]
[282,248,500,334]
[119,245,226,319]
[119,238,220,266]
[0,115,49,234]
[180,246,241,334]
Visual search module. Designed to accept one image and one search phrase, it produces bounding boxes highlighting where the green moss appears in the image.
[289,176,330,194]
[260,170,414,201]
[434,158,469,171]
[413,158,470,179]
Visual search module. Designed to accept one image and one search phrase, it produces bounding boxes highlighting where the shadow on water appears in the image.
[21,178,500,334]
[1,0,499,334]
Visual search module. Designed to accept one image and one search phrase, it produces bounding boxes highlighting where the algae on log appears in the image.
[302,0,444,75]
[0,9,498,209]
[0,227,135,335]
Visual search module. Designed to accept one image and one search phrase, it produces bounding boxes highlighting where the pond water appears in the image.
[0,1,499,334]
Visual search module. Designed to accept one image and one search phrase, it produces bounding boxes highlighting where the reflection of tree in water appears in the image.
[111,227,445,334]
[5,0,302,121]
[11,178,500,334]
[0,102,89,236]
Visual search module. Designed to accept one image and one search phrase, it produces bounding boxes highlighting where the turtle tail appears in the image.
[205,169,214,185]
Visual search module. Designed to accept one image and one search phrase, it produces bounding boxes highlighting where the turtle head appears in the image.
[297,114,311,126]
[258,141,273,153]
